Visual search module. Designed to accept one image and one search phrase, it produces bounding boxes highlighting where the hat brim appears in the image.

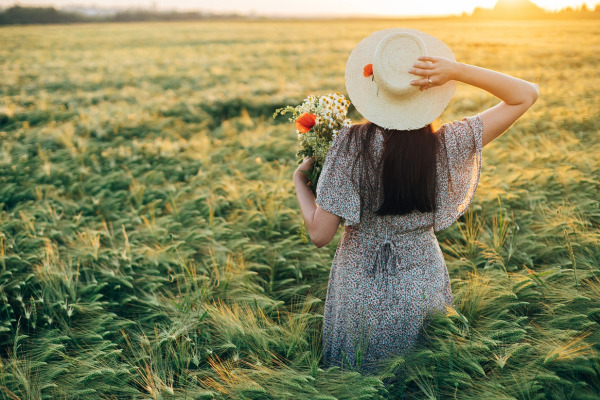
[345,28,456,130]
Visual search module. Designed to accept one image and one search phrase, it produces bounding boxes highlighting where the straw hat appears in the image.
[345,28,456,130]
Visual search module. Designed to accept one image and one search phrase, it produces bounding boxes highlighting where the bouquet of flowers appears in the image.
[273,92,352,194]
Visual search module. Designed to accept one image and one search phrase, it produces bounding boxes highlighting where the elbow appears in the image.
[308,227,330,248]
[527,82,539,106]
[313,240,326,249]
[306,212,340,248]
[310,233,328,248]
[508,83,539,108]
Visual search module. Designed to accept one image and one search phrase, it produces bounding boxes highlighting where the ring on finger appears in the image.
[427,77,433,86]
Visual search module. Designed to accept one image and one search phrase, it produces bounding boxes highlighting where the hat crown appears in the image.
[345,28,456,130]
[373,32,426,97]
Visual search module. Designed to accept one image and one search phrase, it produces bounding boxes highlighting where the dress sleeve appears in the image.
[315,127,361,226]
[433,114,484,232]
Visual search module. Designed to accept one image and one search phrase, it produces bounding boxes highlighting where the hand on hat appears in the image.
[409,56,457,91]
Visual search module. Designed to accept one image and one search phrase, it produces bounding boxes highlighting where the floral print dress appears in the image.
[316,114,484,374]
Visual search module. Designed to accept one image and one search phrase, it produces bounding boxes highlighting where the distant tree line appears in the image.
[0,6,86,24]
[0,6,247,25]
[1,4,599,25]
[469,0,600,19]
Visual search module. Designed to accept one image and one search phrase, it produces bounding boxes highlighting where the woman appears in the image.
[293,29,538,374]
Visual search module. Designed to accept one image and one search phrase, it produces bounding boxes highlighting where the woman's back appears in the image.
[316,113,484,374]
[316,113,484,234]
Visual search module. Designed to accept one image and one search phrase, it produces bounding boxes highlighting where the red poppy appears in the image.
[363,64,373,77]
[296,113,317,133]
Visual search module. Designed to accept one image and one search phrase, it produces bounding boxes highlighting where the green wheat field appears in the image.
[0,18,599,399]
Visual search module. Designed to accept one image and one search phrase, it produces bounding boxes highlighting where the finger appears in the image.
[418,56,437,62]
[408,67,430,76]
[410,78,430,87]
[412,61,434,69]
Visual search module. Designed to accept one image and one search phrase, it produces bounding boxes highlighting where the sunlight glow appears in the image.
[531,0,597,10]
[0,0,598,16]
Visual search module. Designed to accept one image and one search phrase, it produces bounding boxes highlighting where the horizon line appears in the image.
[1,1,599,18]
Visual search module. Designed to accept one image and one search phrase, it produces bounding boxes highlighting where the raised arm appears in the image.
[409,56,539,147]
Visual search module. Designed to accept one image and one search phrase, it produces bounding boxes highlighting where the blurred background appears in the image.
[1,0,600,18]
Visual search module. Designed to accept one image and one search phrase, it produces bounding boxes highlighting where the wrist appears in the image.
[451,61,465,82]
[294,170,310,183]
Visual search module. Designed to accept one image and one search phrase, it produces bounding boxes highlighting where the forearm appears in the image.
[452,63,539,106]
[293,171,317,231]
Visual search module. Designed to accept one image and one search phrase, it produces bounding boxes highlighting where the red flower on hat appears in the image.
[363,64,373,77]
[296,113,317,133]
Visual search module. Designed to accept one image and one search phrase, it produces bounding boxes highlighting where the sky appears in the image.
[1,0,599,17]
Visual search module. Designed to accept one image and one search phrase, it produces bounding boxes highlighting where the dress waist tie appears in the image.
[345,224,434,278]
[370,238,399,277]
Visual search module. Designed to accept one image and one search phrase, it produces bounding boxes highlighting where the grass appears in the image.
[0,18,599,399]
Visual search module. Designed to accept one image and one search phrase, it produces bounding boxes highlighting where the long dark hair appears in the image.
[342,122,438,217]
